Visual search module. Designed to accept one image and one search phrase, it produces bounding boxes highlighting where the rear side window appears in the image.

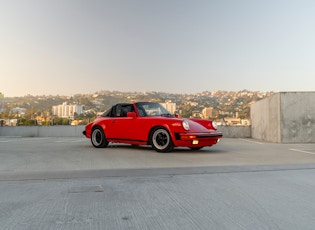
[102,108,112,117]
[114,104,134,117]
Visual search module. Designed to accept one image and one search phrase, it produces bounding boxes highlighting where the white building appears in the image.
[52,102,83,119]
[160,102,176,114]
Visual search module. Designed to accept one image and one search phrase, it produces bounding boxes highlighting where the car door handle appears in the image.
[112,120,116,123]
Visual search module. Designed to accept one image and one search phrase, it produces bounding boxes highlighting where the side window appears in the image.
[102,108,111,117]
[128,105,135,113]
[136,105,147,117]
[114,104,133,117]
[110,107,116,117]
[107,106,120,117]
[115,105,123,117]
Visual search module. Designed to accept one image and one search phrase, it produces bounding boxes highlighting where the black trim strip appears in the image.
[107,138,147,143]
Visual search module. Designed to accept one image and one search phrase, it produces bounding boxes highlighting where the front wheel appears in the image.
[91,127,108,148]
[150,128,174,152]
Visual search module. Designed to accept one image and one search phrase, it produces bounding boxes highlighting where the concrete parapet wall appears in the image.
[0,125,250,138]
[251,92,315,143]
[280,92,315,143]
[217,125,251,138]
[0,126,85,137]
[251,93,281,142]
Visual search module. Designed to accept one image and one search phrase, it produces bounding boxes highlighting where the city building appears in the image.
[202,107,215,119]
[52,102,83,119]
[216,117,250,126]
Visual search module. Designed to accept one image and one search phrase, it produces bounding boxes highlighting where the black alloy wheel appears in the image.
[150,128,174,152]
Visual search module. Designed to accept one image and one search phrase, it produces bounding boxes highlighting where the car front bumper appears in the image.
[173,132,223,147]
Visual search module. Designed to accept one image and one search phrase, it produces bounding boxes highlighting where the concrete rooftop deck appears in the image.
[1,137,315,229]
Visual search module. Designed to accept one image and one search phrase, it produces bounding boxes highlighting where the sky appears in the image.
[1,0,315,97]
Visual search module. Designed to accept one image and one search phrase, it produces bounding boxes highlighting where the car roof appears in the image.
[114,103,133,106]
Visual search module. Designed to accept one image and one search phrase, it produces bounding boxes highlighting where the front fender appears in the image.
[147,122,184,146]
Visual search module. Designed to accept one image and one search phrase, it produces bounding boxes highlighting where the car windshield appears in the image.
[136,102,172,117]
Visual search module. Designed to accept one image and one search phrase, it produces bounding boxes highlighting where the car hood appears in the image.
[143,116,211,133]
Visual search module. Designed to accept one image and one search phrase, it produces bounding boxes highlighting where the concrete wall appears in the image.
[280,92,315,143]
[251,92,315,143]
[251,93,281,142]
[0,125,85,137]
[0,125,250,138]
[217,126,251,138]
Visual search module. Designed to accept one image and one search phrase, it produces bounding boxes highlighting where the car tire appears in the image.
[91,127,109,148]
[150,127,174,152]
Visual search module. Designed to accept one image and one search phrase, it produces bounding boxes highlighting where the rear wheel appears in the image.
[150,128,174,152]
[91,127,108,148]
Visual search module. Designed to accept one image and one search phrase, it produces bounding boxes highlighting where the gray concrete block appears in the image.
[251,92,315,143]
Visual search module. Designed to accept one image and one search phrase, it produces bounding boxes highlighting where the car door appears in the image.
[106,104,135,140]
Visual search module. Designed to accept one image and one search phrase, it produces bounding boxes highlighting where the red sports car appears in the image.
[83,102,222,152]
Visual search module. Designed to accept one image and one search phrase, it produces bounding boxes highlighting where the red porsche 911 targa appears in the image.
[83,102,222,152]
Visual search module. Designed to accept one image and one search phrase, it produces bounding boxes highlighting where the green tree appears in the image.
[17,118,37,126]
[179,104,193,118]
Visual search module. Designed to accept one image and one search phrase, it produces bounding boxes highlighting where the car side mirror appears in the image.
[175,113,179,118]
[127,112,137,118]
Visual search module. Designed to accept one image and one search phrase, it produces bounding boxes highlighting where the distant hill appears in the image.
[2,90,273,120]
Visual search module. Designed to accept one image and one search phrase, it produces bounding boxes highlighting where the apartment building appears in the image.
[52,102,83,119]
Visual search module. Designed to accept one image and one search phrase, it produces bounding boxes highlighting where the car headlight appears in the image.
[212,121,218,130]
[182,120,190,131]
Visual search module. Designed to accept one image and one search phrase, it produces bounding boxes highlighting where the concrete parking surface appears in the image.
[1,137,315,229]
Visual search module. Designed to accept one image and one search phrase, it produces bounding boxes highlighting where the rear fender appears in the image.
[89,123,107,137]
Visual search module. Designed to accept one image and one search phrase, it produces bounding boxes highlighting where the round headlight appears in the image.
[182,120,190,131]
[212,121,218,130]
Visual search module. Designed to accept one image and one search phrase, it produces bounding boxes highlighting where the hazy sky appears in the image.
[1,0,315,97]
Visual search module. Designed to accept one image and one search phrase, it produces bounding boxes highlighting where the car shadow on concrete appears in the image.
[105,144,228,154]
